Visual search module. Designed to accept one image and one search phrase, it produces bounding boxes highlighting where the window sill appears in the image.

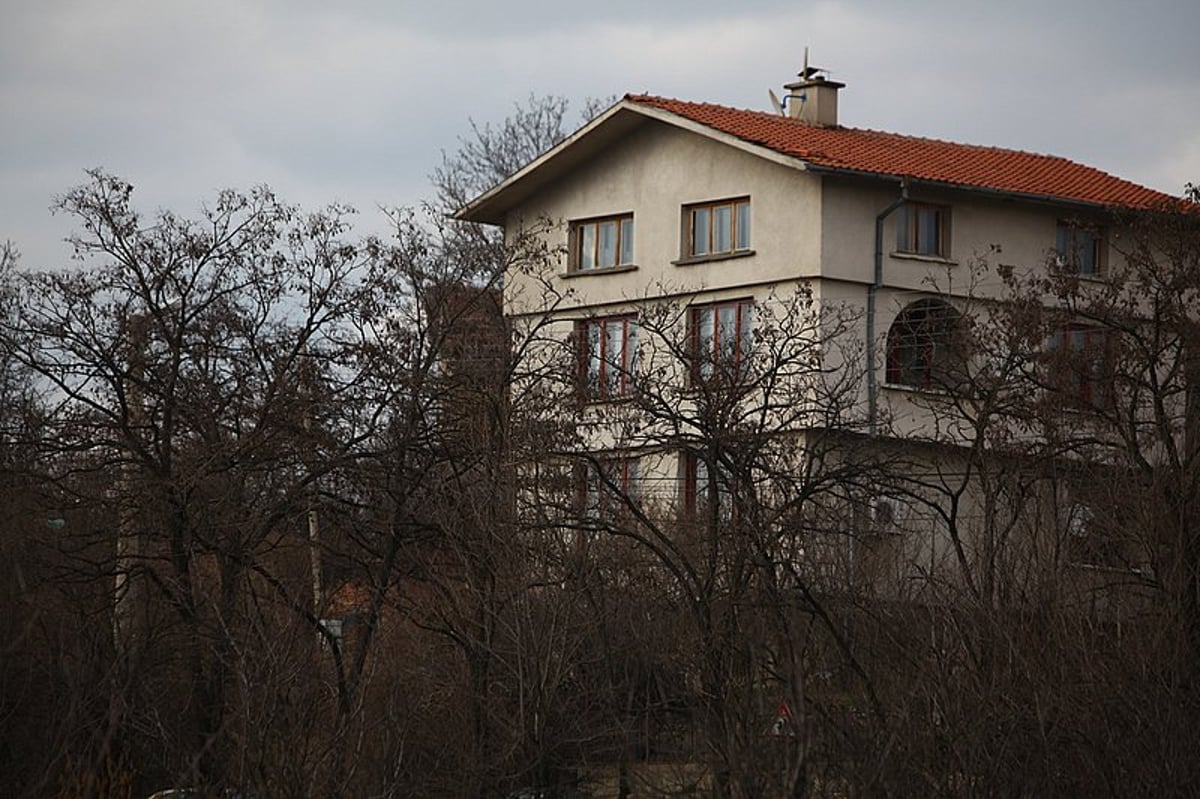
[561,263,639,279]
[672,249,756,267]
[1069,560,1148,577]
[579,393,636,406]
[890,251,958,266]
[680,377,756,395]
[882,381,955,397]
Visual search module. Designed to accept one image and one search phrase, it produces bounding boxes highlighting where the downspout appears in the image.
[867,178,909,435]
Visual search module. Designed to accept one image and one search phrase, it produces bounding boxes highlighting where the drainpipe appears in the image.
[867,178,909,435]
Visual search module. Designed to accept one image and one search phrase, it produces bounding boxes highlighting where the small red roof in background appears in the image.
[627,95,1174,210]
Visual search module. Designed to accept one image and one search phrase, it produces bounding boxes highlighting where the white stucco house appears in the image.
[456,70,1176,582]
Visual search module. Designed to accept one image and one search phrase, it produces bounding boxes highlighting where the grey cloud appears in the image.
[3,0,1197,269]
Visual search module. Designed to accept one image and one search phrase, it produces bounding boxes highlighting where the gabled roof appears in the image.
[627,95,1172,210]
[458,93,1173,224]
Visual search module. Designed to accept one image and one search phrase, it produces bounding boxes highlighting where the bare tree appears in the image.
[841,187,1200,796]
[509,282,898,797]
[3,171,413,796]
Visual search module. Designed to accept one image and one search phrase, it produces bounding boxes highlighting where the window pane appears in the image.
[1077,230,1097,274]
[1055,225,1070,264]
[897,206,912,252]
[697,308,715,378]
[598,220,617,268]
[620,218,634,265]
[917,207,940,255]
[736,201,751,250]
[714,205,732,253]
[579,224,596,270]
[606,319,623,394]
[696,458,710,501]
[739,303,753,364]
[718,304,738,361]
[692,208,710,256]
[587,322,601,392]
[626,321,638,378]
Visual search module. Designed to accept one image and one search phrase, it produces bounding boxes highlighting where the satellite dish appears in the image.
[768,89,785,116]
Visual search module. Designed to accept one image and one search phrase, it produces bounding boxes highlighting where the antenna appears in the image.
[803,46,810,81]
[768,88,784,116]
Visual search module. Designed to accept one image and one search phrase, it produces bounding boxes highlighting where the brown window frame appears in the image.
[896,202,950,258]
[570,213,634,272]
[1055,220,1105,277]
[684,197,751,259]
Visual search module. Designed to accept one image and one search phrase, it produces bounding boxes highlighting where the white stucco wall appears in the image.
[503,120,823,318]
[493,116,1143,597]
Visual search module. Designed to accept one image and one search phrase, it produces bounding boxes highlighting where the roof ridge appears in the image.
[629,94,1101,166]
[623,93,1172,209]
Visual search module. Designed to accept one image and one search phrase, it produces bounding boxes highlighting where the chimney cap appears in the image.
[784,65,844,91]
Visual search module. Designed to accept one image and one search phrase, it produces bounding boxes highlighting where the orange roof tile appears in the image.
[627,95,1173,210]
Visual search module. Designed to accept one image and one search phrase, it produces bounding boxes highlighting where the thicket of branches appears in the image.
[1,94,1198,799]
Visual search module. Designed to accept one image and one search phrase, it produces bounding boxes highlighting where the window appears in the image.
[579,457,641,520]
[571,214,634,271]
[1055,221,1104,276]
[578,315,638,399]
[1046,326,1113,409]
[682,452,733,521]
[896,202,949,257]
[885,299,964,389]
[689,299,754,384]
[1061,500,1126,568]
[684,197,750,258]
[862,495,909,535]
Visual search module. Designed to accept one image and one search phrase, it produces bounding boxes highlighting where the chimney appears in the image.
[784,66,844,127]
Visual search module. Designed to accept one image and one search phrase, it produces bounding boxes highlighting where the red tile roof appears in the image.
[627,95,1173,209]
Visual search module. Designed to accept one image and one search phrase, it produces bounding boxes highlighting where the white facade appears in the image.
[460,87,1159,593]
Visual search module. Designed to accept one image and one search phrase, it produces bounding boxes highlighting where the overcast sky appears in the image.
[3,0,1198,268]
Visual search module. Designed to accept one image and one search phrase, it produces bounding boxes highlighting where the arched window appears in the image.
[885,299,964,389]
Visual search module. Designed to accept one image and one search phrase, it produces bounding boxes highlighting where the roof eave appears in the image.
[804,164,1129,212]
[455,99,642,226]
[455,99,812,226]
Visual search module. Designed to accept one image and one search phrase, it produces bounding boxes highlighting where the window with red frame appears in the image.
[1047,326,1113,408]
[578,315,638,399]
[689,299,754,384]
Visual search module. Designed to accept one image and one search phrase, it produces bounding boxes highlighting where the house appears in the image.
[458,68,1174,548]
[455,69,1198,796]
